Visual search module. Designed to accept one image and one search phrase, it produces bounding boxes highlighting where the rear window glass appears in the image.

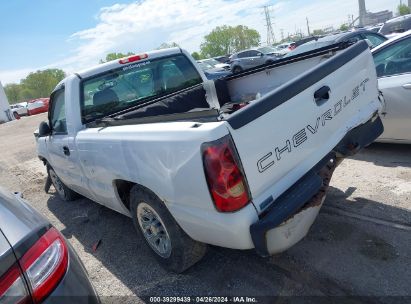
[81,54,202,123]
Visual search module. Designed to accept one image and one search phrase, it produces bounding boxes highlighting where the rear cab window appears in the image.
[81,54,202,123]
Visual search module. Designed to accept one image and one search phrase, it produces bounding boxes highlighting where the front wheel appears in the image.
[130,187,207,273]
[47,166,79,201]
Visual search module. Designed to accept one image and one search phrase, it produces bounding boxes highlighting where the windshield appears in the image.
[81,54,202,123]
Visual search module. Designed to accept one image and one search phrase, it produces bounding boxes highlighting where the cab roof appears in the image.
[77,47,182,79]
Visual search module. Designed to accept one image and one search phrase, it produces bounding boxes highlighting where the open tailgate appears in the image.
[226,41,382,213]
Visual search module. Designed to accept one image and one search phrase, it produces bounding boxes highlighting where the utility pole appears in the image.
[263,5,276,45]
[306,17,311,36]
[280,29,284,41]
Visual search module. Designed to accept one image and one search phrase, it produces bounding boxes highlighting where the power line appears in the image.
[263,5,276,45]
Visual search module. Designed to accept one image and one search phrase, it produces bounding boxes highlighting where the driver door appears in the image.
[47,88,78,189]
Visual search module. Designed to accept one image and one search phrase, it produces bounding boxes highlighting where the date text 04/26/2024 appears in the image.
[148,296,258,303]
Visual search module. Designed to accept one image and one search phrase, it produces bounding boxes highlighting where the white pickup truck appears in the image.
[36,42,383,272]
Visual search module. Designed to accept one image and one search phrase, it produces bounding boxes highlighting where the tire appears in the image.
[47,166,79,201]
[130,186,207,273]
[13,112,20,120]
[232,66,243,74]
[265,60,274,65]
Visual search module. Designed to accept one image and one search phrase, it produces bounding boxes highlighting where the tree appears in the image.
[312,29,326,36]
[4,84,21,104]
[100,52,134,63]
[397,4,411,16]
[191,52,202,60]
[4,69,66,102]
[200,25,260,58]
[156,42,180,50]
[339,24,349,31]
[21,69,66,99]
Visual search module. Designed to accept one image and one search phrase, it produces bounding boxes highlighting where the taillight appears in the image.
[119,54,148,64]
[202,135,250,212]
[20,228,68,303]
[0,264,29,304]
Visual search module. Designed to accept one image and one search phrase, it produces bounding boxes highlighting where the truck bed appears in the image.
[90,42,370,127]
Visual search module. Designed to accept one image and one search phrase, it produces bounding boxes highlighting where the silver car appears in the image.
[229,47,279,73]
[0,188,100,303]
[372,30,411,143]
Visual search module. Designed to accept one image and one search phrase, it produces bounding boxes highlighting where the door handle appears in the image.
[402,83,411,89]
[63,146,70,156]
[314,86,330,106]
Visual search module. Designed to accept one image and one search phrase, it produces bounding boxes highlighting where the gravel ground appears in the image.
[0,113,410,303]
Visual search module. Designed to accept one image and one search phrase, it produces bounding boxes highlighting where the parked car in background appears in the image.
[229,47,280,73]
[367,24,383,33]
[197,58,230,70]
[372,30,411,143]
[379,14,411,39]
[293,36,321,48]
[0,187,100,303]
[27,98,49,115]
[10,102,28,118]
[284,30,387,57]
[273,42,296,56]
[197,58,231,79]
[213,55,230,64]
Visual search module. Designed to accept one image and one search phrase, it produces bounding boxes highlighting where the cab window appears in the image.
[81,54,202,123]
[50,89,67,134]
[373,37,411,77]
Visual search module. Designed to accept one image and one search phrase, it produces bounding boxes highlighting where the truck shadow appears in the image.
[351,143,411,168]
[47,185,411,299]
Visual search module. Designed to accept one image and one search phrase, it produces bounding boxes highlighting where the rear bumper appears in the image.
[250,115,383,257]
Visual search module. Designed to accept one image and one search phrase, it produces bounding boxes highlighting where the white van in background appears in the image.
[0,81,13,123]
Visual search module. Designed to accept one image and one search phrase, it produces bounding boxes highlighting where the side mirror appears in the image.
[38,121,51,137]
[260,53,264,57]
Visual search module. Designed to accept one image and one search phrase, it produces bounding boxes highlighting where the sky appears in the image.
[0,0,398,85]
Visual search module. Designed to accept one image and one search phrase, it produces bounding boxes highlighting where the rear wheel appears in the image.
[13,112,20,120]
[47,166,79,201]
[130,186,207,273]
[232,66,243,74]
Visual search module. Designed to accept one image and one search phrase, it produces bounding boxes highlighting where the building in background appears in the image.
[0,81,13,123]
[358,0,393,27]
[364,10,393,25]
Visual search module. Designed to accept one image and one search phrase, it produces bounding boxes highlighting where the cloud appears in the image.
[0,68,34,85]
[68,0,395,64]
[1,0,396,84]
[68,0,273,67]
